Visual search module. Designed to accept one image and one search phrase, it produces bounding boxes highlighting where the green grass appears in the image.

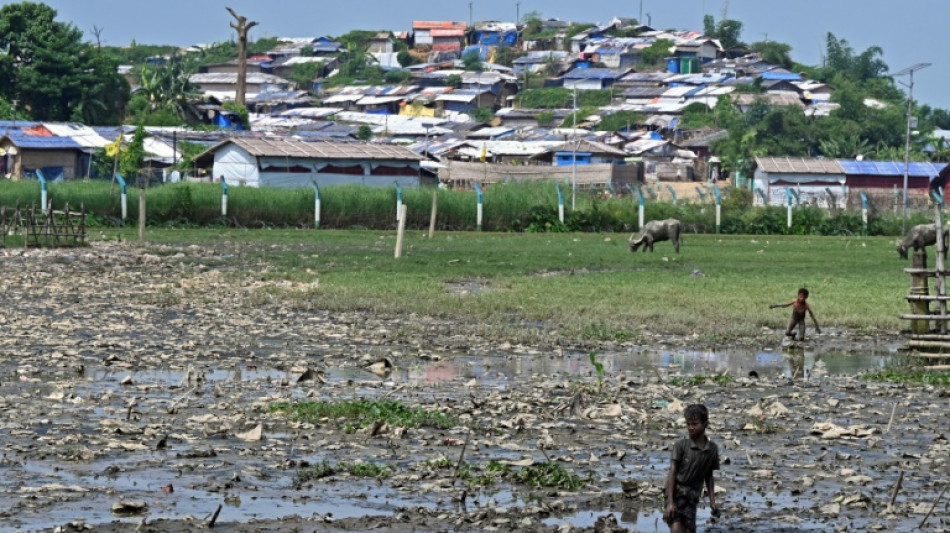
[89,228,911,345]
[862,368,950,387]
[295,460,392,483]
[271,399,457,431]
[512,462,587,490]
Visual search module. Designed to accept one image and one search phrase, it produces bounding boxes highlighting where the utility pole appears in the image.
[469,2,473,27]
[227,7,258,108]
[516,2,520,24]
[893,62,932,233]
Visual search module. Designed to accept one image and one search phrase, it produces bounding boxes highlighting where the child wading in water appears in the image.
[770,287,821,341]
[664,404,720,533]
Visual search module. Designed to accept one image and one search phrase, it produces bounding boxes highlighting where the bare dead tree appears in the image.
[90,25,104,50]
[226,7,258,108]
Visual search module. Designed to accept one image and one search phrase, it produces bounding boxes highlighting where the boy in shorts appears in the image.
[664,404,720,532]
[770,287,820,341]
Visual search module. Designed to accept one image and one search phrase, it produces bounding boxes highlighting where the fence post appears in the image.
[37,169,48,214]
[933,187,947,334]
[695,186,706,204]
[115,173,128,221]
[474,182,483,231]
[428,190,438,238]
[221,178,229,218]
[825,187,837,210]
[784,186,794,229]
[138,185,146,241]
[666,184,678,205]
[556,182,565,224]
[394,204,407,258]
[790,188,801,206]
[714,185,722,234]
[310,182,321,229]
[860,191,869,230]
[636,185,645,230]
[395,182,403,223]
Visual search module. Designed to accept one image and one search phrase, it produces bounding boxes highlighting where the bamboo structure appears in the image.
[0,200,86,248]
[901,204,950,364]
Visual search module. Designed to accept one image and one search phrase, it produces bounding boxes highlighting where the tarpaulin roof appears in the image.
[3,130,81,149]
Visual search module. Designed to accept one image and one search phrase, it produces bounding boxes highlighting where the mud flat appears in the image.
[0,242,946,533]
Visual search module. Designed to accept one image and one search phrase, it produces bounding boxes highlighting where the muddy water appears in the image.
[0,343,900,532]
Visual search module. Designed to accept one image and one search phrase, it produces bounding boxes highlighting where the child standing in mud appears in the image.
[664,404,720,533]
[770,287,820,341]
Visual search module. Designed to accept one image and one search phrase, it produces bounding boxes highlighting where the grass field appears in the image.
[94,227,911,345]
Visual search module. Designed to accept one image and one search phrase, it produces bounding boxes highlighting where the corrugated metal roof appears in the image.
[413,21,467,30]
[430,29,465,37]
[207,138,423,161]
[190,72,290,84]
[755,157,843,174]
[837,160,946,177]
[550,139,627,156]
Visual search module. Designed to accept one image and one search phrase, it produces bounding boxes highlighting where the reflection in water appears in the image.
[398,345,900,387]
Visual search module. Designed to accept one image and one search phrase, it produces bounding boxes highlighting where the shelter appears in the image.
[194,138,424,188]
[0,124,110,180]
[752,156,846,207]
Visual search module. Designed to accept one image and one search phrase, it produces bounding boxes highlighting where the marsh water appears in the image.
[0,341,904,532]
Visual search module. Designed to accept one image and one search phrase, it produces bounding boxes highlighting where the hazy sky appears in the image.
[6,0,947,108]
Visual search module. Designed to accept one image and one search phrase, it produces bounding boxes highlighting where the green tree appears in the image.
[493,46,525,67]
[130,57,202,124]
[120,124,147,180]
[0,2,129,123]
[749,41,793,69]
[598,110,644,132]
[467,107,494,123]
[290,61,323,89]
[702,15,744,49]
[462,50,484,72]
[397,50,417,67]
[640,39,673,66]
[821,33,888,83]
[357,125,373,140]
[522,11,544,37]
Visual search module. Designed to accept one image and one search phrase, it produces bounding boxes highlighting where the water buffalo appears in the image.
[897,223,949,259]
[628,218,681,253]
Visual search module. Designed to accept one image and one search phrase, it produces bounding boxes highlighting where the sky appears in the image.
[7,0,948,109]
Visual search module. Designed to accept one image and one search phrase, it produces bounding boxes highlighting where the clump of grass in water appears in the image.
[296,460,391,483]
[588,351,605,388]
[513,462,587,490]
[862,368,950,387]
[271,399,457,432]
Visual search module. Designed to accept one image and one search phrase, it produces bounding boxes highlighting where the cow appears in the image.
[897,223,949,260]
[628,218,682,253]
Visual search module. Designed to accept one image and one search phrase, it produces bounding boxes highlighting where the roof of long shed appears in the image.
[206,138,423,161]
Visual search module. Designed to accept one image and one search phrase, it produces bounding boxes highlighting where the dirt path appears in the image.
[0,242,945,533]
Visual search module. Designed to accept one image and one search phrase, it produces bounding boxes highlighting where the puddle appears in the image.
[444,278,494,295]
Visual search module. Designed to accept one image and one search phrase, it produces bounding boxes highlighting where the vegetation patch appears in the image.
[512,461,588,490]
[296,460,392,483]
[861,368,950,387]
[271,399,457,432]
